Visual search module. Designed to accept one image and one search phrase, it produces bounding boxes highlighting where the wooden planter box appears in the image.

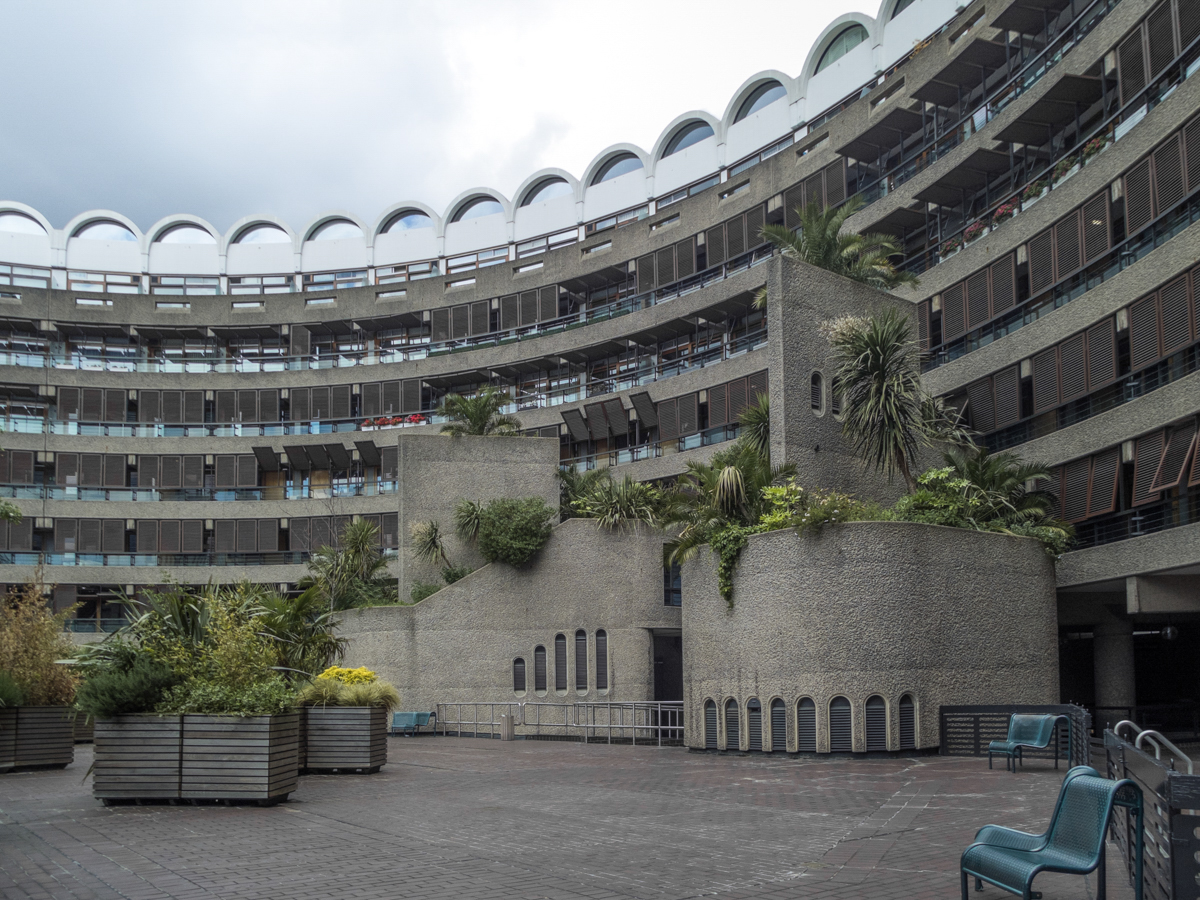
[0,707,76,771]
[93,712,300,805]
[303,706,387,774]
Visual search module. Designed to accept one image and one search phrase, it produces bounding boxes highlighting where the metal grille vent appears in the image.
[575,630,588,692]
[724,699,740,751]
[899,695,916,750]
[865,696,887,751]
[705,701,718,749]
[534,646,547,692]
[513,658,526,693]
[797,698,816,752]
[554,634,567,691]
[829,697,852,752]
[595,630,608,690]
[770,699,786,751]
[748,700,762,752]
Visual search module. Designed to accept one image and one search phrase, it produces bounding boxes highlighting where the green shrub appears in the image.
[297,676,400,711]
[0,583,80,705]
[410,582,442,602]
[156,675,296,716]
[0,670,26,707]
[476,497,555,567]
[74,655,178,719]
[441,564,472,585]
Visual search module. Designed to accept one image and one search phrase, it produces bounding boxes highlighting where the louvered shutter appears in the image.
[102,519,124,554]
[518,291,537,327]
[727,378,748,423]
[55,519,77,552]
[1032,348,1060,414]
[804,172,824,210]
[1154,136,1185,213]
[1128,293,1162,370]
[290,518,310,552]
[236,455,257,488]
[216,390,236,423]
[1125,159,1154,235]
[470,300,490,335]
[865,696,887,751]
[783,183,804,229]
[748,370,768,403]
[159,455,181,489]
[1159,275,1191,354]
[595,630,608,690]
[1150,419,1198,491]
[705,701,718,748]
[500,294,519,330]
[57,453,78,486]
[311,387,330,420]
[105,390,125,423]
[10,451,32,485]
[78,519,101,553]
[257,519,279,553]
[1133,430,1167,505]
[377,380,398,415]
[451,303,469,339]
[331,385,351,420]
[797,699,816,752]
[941,283,966,340]
[1053,212,1082,280]
[534,646,547,692]
[748,700,763,752]
[236,520,256,553]
[380,447,398,480]
[554,634,567,691]
[675,237,695,278]
[289,325,310,357]
[80,453,103,487]
[431,307,450,342]
[823,161,845,206]
[184,390,204,423]
[81,388,103,421]
[214,519,236,553]
[966,379,996,433]
[706,225,726,265]
[104,454,125,488]
[59,387,80,419]
[136,520,157,554]
[381,513,398,548]
[1086,319,1117,387]
[829,697,852,752]
[708,382,728,427]
[677,393,699,435]
[657,398,678,441]
[1081,195,1110,262]
[0,452,10,484]
[899,696,916,749]
[656,246,676,286]
[539,287,557,322]
[402,379,421,414]
[1185,115,1200,190]
[990,255,1016,314]
[1027,230,1055,295]
[574,630,587,691]
[1087,447,1121,517]
[215,455,236,489]
[1059,333,1088,401]
[139,390,160,423]
[311,517,331,551]
[636,255,655,293]
[161,391,182,423]
[726,214,746,257]
[513,658,526,693]
[745,205,766,247]
[770,699,786,751]
[291,388,310,422]
[182,520,203,554]
[966,270,990,328]
[362,383,381,418]
[182,456,203,488]
[1147,0,1176,77]
[725,700,740,750]
[917,300,931,350]
[158,520,181,554]
[1181,0,1200,54]
[992,366,1021,429]
[1118,29,1146,105]
[259,391,280,425]
[238,390,257,424]
[8,518,30,552]
[1062,457,1091,521]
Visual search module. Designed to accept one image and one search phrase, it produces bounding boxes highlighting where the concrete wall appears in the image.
[681,522,1060,752]
[337,517,680,713]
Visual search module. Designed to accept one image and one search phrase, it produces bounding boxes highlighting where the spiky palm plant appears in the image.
[298,520,396,611]
[942,446,1057,525]
[254,584,347,679]
[737,394,771,458]
[556,466,612,519]
[437,385,523,436]
[570,474,664,529]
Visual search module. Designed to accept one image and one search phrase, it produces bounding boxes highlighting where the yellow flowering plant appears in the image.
[316,666,377,685]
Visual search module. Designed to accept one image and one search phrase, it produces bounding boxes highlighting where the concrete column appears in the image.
[1093,612,1136,710]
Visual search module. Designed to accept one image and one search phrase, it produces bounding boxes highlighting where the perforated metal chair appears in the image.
[970,766,1098,852]
[988,714,1069,772]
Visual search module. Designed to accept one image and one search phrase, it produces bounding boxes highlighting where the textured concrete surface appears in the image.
[682,523,1060,751]
[0,738,1136,900]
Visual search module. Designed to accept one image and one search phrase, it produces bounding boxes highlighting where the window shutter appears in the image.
[1128,293,1162,370]
[500,294,519,330]
[1027,230,1055,295]
[57,453,78,486]
[636,255,655,293]
[1181,0,1200,55]
[1059,333,1087,402]
[1153,135,1185,212]
[515,292,535,328]
[105,390,125,424]
[534,645,547,692]
[236,455,257,488]
[574,630,587,691]
[726,213,746,257]
[1082,194,1110,262]
[990,255,1016,314]
[138,390,160,423]
[595,630,608,690]
[823,160,846,206]
[1133,430,1167,505]
[804,172,824,209]
[941,282,966,340]
[362,383,381,418]
[1185,115,1200,191]
[10,451,32,485]
[829,697,852,752]
[797,698,816,752]
[675,237,695,279]
[216,390,236,423]
[539,286,558,322]
[966,270,990,328]
[725,699,740,750]
[289,325,310,357]
[783,183,804,229]
[159,391,181,423]
[745,204,766,246]
[727,377,748,422]
[235,520,256,553]
[451,303,469,339]
[377,380,398,415]
[183,456,203,488]
[1031,348,1060,414]
[966,379,995,434]
[311,387,330,419]
[513,659,526,693]
[102,519,124,554]
[136,520,158,554]
[104,454,125,488]
[770,699,786,751]
[381,513,397,549]
[158,520,181,554]
[1150,419,1198,492]
[1086,319,1117,388]
[1159,275,1191,354]
[215,455,236,489]
[677,392,699,435]
[259,390,280,424]
[706,225,726,265]
[402,379,421,414]
[214,519,236,553]
[331,385,351,420]
[992,366,1021,429]
[470,300,490,335]
[79,519,101,553]
[1053,211,1082,280]
[704,701,718,748]
[257,519,279,553]
[1147,0,1176,77]
[657,398,678,441]
[80,454,103,487]
[380,447,398,480]
[1062,457,1091,521]
[554,634,567,691]
[82,388,103,421]
[917,300,931,349]
[656,246,676,286]
[748,700,763,751]
[158,455,181,489]
[238,390,258,424]
[708,382,728,427]
[182,520,203,553]
[291,388,310,422]
[899,695,916,750]
[1118,29,1147,105]
[59,387,80,419]
[431,307,450,342]
[184,390,204,423]
[1087,447,1121,517]
[311,517,331,551]
[290,518,310,552]
[1125,158,1154,235]
[865,696,887,751]
[55,518,77,552]
[748,370,768,403]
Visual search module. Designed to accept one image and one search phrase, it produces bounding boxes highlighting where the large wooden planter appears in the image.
[93,712,300,805]
[303,706,387,774]
[0,707,76,771]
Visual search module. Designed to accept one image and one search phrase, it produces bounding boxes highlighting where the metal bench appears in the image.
[988,714,1069,772]
[960,770,1144,900]
[391,711,436,736]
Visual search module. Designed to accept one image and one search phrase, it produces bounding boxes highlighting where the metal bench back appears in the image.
[1045,775,1123,862]
[393,713,432,728]
[1007,714,1056,747]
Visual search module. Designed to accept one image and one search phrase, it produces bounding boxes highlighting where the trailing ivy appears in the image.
[708,524,763,608]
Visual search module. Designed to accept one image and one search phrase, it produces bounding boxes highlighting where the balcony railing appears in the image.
[1072,485,1199,550]
[0,479,402,503]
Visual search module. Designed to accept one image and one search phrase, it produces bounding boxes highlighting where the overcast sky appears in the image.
[1,0,877,233]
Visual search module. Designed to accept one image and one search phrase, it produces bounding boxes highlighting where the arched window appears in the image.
[591,153,643,185]
[865,695,887,751]
[74,221,136,242]
[513,658,526,693]
[235,224,290,244]
[309,219,362,241]
[534,645,547,691]
[899,694,916,749]
[811,372,824,413]
[747,698,763,751]
[829,696,852,752]
[735,82,787,122]
[383,210,432,232]
[724,698,740,750]
[595,629,608,690]
[521,178,572,206]
[797,698,817,752]
[770,699,787,751]
[575,629,588,691]
[554,633,567,691]
[451,197,504,222]
[892,0,918,17]
[816,24,868,73]
[704,700,718,749]
[663,121,715,157]
[156,224,215,244]
[0,213,45,235]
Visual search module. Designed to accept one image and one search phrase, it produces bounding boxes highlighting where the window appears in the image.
[521,178,572,206]
[554,633,567,691]
[0,212,45,235]
[735,82,786,122]
[235,224,290,244]
[513,657,526,693]
[376,260,439,283]
[451,197,504,222]
[595,630,608,690]
[69,272,139,293]
[585,204,648,235]
[829,696,852,751]
[797,698,817,751]
[309,220,362,241]
[770,699,787,751]
[747,698,763,751]
[230,275,293,294]
[156,225,215,244]
[899,694,916,749]
[575,629,588,691]
[0,263,50,289]
[382,210,432,232]
[302,271,366,291]
[663,121,715,157]
[150,276,218,295]
[534,645,546,691]
[810,372,824,413]
[591,153,643,185]
[815,24,868,73]
[664,562,681,606]
[865,695,887,751]
[74,221,136,242]
[724,698,740,750]
[704,700,718,748]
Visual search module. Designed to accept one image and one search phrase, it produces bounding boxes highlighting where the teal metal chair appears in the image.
[988,714,1069,772]
[960,771,1144,900]
[391,711,436,736]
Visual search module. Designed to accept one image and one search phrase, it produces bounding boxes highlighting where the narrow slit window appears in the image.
[595,630,608,690]
[534,645,546,692]
[513,658,526,693]
[574,629,588,692]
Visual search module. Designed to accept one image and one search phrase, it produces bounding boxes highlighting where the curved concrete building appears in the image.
[3,0,1198,746]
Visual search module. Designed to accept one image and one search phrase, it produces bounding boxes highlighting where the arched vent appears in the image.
[770,699,787,751]
[704,700,718,749]
[899,694,916,749]
[534,645,547,691]
[513,658,526,693]
[811,372,824,412]
[747,699,763,751]
[575,630,588,691]
[797,698,817,752]
[830,696,852,752]
[865,695,887,751]
[554,634,567,691]
[725,699,740,751]
[595,630,608,690]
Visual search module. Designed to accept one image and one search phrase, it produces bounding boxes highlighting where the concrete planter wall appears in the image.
[303,706,387,773]
[93,712,300,805]
[0,707,76,770]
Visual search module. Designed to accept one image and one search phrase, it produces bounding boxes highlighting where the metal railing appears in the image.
[1072,485,1199,551]
[0,479,401,503]
[436,701,685,746]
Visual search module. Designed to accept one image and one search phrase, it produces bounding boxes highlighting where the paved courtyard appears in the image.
[1,738,1134,900]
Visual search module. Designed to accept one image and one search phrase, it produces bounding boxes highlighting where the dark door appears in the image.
[653,634,683,701]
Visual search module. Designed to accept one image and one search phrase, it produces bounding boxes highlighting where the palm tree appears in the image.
[737,394,771,458]
[437,385,522,436]
[254,584,347,679]
[298,519,396,611]
[753,197,917,308]
[570,474,664,529]
[555,467,613,519]
[942,446,1058,526]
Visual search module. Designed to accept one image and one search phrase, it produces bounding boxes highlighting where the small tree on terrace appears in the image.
[437,386,522,437]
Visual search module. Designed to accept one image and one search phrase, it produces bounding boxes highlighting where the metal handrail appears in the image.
[1113,719,1194,774]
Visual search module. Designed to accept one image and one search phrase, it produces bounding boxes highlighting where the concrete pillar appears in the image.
[1093,612,1136,710]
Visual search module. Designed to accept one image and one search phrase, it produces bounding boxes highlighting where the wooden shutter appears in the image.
[500,294,519,330]
[966,270,990,328]
[539,286,557,322]
[748,700,762,752]
[991,366,1020,429]
[1125,158,1154,235]
[1053,211,1082,280]
[554,634,566,691]
[1128,292,1162,370]
[1150,419,1197,491]
[1132,430,1167,505]
[80,453,103,487]
[726,214,746,257]
[182,520,203,554]
[1153,135,1185,213]
[574,630,587,691]
[1147,0,1176,78]
[675,237,695,279]
[216,390,236,422]
[656,246,676,286]
[183,456,203,488]
[1159,275,1192,354]
[1031,348,1059,414]
[1059,333,1088,402]
[899,696,916,749]
[103,454,125,488]
[865,696,887,751]
[1118,29,1146,105]
[402,379,421,414]
[1082,194,1110,262]
[238,390,257,424]
[990,255,1016,314]
[311,387,330,419]
[138,390,160,423]
[161,391,182,423]
[1086,319,1117,388]
[595,630,607,690]
[1027,230,1055,295]
[184,390,205,423]
[470,300,490,335]
[431,307,450,342]
[829,697,852,752]
[1087,447,1121,517]
[81,388,103,421]
[797,698,816,752]
[331,385,351,420]
[706,225,726,265]
[725,699,740,750]
[236,455,257,488]
[102,519,124,554]
[136,520,157,554]
[158,520,181,554]
[78,519,101,553]
[59,387,79,419]
[708,383,728,427]
[105,389,125,424]
[451,303,469,339]
[966,379,995,433]
[9,451,32,485]
[941,282,966,340]
[290,518,310,552]
[362,383,381,417]
[215,455,236,489]
[657,398,678,441]
[1062,457,1091,521]
[257,519,279,553]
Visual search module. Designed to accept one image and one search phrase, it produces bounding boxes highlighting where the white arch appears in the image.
[63,209,143,243]
[799,13,879,84]
[721,71,799,127]
[299,210,371,244]
[581,143,651,188]
[442,188,512,229]
[513,168,582,207]
[145,214,220,245]
[371,200,442,239]
[0,201,53,236]
[650,111,724,163]
[221,214,299,256]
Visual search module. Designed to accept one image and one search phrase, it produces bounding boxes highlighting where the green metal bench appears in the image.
[988,714,1069,772]
[960,770,1143,900]
[391,711,436,736]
